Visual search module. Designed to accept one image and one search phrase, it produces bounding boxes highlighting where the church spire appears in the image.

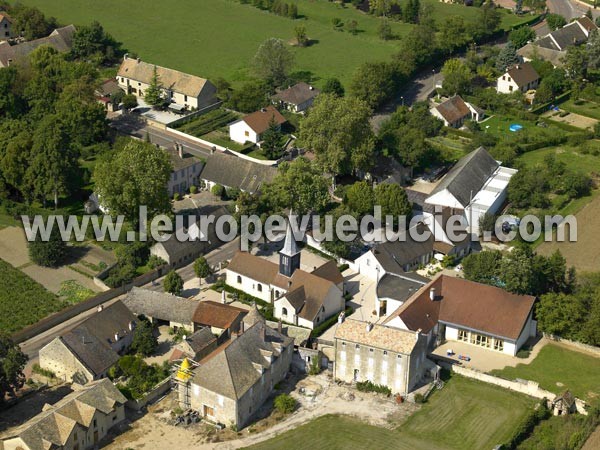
[279,211,301,277]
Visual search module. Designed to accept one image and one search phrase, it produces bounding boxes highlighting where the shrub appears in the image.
[147,255,166,270]
[211,184,225,198]
[173,192,180,201]
[337,263,349,273]
[414,393,425,403]
[308,355,321,375]
[356,380,392,396]
[189,185,197,194]
[32,364,56,379]
[274,394,297,414]
[28,226,67,268]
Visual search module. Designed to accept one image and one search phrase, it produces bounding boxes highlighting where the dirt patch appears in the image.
[21,265,100,294]
[543,110,598,129]
[537,193,600,272]
[0,226,29,267]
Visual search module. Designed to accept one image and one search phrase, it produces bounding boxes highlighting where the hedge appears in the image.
[311,306,354,338]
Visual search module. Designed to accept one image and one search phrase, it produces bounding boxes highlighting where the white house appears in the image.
[497,62,540,94]
[384,274,537,356]
[430,95,484,128]
[225,219,344,329]
[117,55,217,110]
[229,105,286,145]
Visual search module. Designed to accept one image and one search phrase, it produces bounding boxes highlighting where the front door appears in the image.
[93,431,99,444]
[353,369,359,382]
[203,405,215,418]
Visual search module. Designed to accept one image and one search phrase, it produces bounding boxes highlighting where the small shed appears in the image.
[551,390,577,416]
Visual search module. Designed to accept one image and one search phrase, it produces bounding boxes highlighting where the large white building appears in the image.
[117,55,217,111]
[384,275,537,356]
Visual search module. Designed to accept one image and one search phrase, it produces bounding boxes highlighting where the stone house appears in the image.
[333,318,428,395]
[0,379,127,450]
[0,25,76,68]
[229,105,286,144]
[169,327,218,363]
[272,82,320,113]
[0,12,13,40]
[117,55,217,110]
[551,391,577,416]
[167,146,204,196]
[39,302,137,383]
[384,274,537,356]
[184,319,293,429]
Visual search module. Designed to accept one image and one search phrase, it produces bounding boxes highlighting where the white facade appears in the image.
[497,73,539,94]
[226,269,283,303]
[273,284,344,330]
[229,119,259,144]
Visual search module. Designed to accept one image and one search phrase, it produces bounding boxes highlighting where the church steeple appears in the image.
[279,212,301,277]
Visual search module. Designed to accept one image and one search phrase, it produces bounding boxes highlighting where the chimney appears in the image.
[124,53,129,61]
[211,146,216,155]
[260,325,266,342]
[114,333,119,342]
[415,329,422,342]
[365,322,373,333]
[516,64,521,70]
[278,319,283,334]
[182,334,187,341]
[429,288,436,301]
[136,57,141,63]
[176,143,183,159]
[128,321,135,331]
[97,305,104,313]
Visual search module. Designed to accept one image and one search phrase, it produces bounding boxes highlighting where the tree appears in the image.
[377,17,393,40]
[403,0,420,24]
[131,319,158,357]
[253,38,294,86]
[261,117,284,160]
[495,41,519,73]
[462,250,503,285]
[294,25,308,47]
[10,5,56,40]
[562,46,589,81]
[262,157,330,214]
[71,21,121,63]
[345,181,375,216]
[28,226,67,268]
[546,13,567,31]
[500,247,534,294]
[441,59,473,96]
[93,140,172,225]
[299,94,375,176]
[587,31,600,70]
[26,115,77,208]
[479,1,502,36]
[374,183,412,222]
[226,80,271,113]
[164,270,183,296]
[349,61,399,109]
[144,66,163,107]
[274,393,297,414]
[193,256,213,285]
[121,94,138,110]
[0,333,28,404]
[321,78,345,97]
[346,19,359,35]
[439,16,469,55]
[509,26,535,48]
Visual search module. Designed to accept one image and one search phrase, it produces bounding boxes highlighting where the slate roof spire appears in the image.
[279,210,301,277]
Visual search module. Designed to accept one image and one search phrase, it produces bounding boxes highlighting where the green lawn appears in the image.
[517,144,600,176]
[561,99,600,121]
[490,343,600,401]
[19,0,528,87]
[0,258,67,334]
[480,114,540,138]
[246,375,536,450]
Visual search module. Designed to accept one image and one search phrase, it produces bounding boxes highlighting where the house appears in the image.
[116,55,217,110]
[497,62,540,94]
[384,275,537,356]
[0,24,76,68]
[430,95,484,128]
[229,105,287,144]
[39,302,137,383]
[180,320,293,429]
[272,82,320,113]
[200,151,278,194]
[123,286,198,331]
[0,12,12,40]
[149,204,229,267]
[169,327,218,363]
[0,379,127,450]
[333,318,429,395]
[94,79,123,112]
[191,301,248,338]
[424,146,517,236]
[551,391,577,416]
[518,17,598,68]
[226,220,345,329]
[167,146,204,196]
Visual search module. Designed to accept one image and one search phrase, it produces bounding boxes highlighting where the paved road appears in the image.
[547,0,591,20]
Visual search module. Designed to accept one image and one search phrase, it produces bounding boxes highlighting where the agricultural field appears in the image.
[0,258,67,334]
[247,375,536,450]
[20,0,529,87]
[490,343,600,401]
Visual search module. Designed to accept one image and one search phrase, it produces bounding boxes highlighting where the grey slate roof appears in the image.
[167,148,203,172]
[124,286,198,325]
[429,147,499,207]
[376,272,428,304]
[61,301,136,377]
[200,152,277,193]
[280,217,300,257]
[0,25,76,67]
[182,328,216,353]
[371,223,434,274]
[192,322,292,399]
[272,82,320,106]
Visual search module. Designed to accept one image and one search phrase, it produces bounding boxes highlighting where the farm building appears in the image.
[123,287,198,331]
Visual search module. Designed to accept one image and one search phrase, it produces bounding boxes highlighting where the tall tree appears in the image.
[252,38,295,86]
[374,183,412,221]
[587,30,600,70]
[164,270,184,296]
[321,78,345,97]
[0,333,28,404]
[546,13,567,31]
[345,181,375,216]
[131,319,158,356]
[495,41,519,73]
[299,94,375,176]
[144,66,163,107]
[28,225,67,268]
[294,25,308,47]
[92,139,173,225]
[261,117,284,160]
[193,256,213,285]
[462,250,503,285]
[479,1,502,36]
[349,61,398,109]
[10,5,57,40]
[441,58,473,96]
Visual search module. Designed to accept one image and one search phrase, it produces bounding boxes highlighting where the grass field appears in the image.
[561,98,600,121]
[19,0,528,87]
[246,375,536,450]
[0,258,67,334]
[480,114,540,137]
[517,144,600,176]
[490,343,600,401]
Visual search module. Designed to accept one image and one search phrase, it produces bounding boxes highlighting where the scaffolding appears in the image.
[172,358,197,409]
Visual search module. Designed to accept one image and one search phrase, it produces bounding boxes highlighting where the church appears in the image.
[226,221,345,329]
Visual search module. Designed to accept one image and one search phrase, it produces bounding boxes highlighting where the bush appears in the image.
[414,393,425,403]
[189,185,197,194]
[211,184,225,198]
[28,225,67,268]
[356,380,392,396]
[274,394,297,414]
[147,255,166,270]
[32,363,56,379]
[173,192,180,201]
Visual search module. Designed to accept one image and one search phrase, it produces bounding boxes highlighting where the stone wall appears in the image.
[125,378,172,411]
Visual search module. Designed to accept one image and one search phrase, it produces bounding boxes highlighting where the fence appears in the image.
[11,265,167,344]
[125,378,172,411]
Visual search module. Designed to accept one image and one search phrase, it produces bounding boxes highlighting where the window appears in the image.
[494,339,504,352]
[369,348,373,353]
[138,82,141,86]
[355,344,360,349]
[282,307,288,316]
[458,329,468,342]
[509,85,513,92]
[245,130,249,137]
[93,419,97,428]
[341,342,346,347]
[237,275,242,284]
[396,355,402,359]
[257,283,262,292]
[383,350,387,356]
